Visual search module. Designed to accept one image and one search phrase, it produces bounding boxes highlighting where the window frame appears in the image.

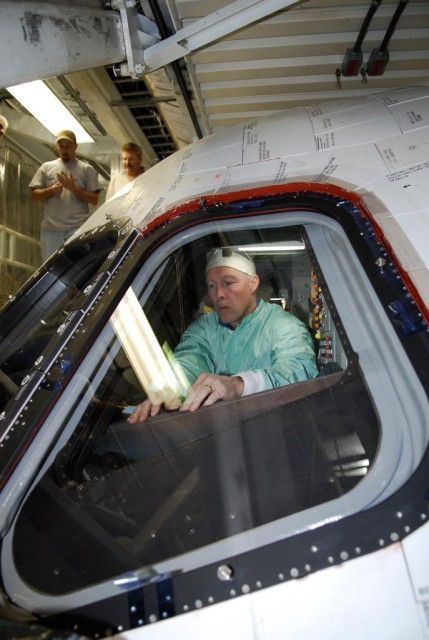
[0,189,428,631]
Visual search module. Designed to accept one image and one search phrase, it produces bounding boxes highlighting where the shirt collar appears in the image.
[218,298,262,330]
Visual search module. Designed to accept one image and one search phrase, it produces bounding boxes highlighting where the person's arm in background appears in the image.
[30,183,63,201]
[29,164,62,202]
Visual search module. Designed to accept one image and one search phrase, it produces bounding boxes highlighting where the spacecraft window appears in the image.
[5,211,428,607]
[0,222,121,410]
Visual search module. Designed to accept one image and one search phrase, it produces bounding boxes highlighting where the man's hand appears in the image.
[50,181,63,196]
[56,171,100,205]
[128,398,162,423]
[57,171,76,192]
[30,183,63,202]
[127,374,244,423]
[180,373,244,413]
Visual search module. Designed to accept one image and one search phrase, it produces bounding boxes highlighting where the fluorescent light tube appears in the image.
[7,80,94,143]
[237,242,305,252]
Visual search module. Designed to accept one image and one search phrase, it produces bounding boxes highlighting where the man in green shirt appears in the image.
[129,247,317,422]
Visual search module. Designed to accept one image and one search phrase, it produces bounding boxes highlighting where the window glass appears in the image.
[8,219,383,597]
[0,224,121,411]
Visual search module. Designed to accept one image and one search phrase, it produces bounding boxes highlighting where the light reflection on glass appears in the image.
[111,287,189,408]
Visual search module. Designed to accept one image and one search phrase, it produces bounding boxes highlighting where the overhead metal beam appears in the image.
[143,0,304,72]
[0,2,126,89]
[110,95,176,107]
[0,0,303,104]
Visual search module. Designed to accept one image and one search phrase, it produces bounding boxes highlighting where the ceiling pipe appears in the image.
[365,0,409,76]
[341,0,382,77]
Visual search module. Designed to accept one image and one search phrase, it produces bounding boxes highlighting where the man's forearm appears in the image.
[30,186,59,202]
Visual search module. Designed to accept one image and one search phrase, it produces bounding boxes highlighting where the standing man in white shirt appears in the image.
[29,130,100,261]
[105,142,144,200]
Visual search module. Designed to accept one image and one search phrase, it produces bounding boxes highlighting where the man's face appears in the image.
[206,266,259,327]
[121,151,141,178]
[56,139,77,162]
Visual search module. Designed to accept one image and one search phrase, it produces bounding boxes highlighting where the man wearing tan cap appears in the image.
[129,247,318,422]
[29,129,100,261]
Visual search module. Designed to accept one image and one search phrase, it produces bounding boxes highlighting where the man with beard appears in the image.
[29,130,100,261]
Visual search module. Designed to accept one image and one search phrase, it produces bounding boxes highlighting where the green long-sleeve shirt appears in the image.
[174,299,318,393]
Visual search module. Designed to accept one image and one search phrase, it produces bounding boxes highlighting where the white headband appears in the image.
[206,247,256,276]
